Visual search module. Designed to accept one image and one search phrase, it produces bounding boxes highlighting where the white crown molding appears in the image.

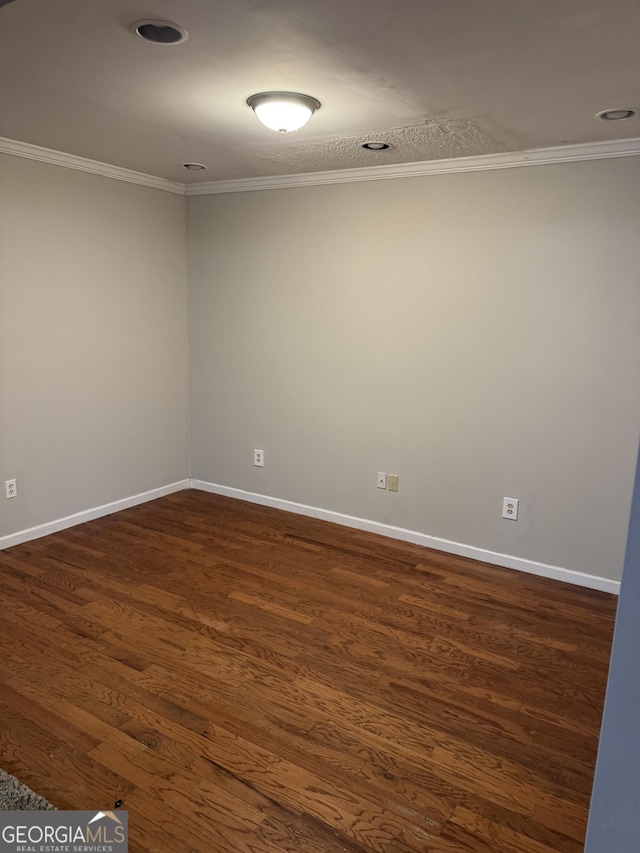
[0,480,190,551]
[190,480,620,595]
[186,137,640,195]
[3,134,639,198]
[0,137,185,195]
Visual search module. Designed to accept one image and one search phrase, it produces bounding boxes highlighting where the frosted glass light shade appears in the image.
[247,92,321,134]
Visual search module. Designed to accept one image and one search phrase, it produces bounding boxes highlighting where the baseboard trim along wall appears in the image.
[0,476,621,594]
[0,480,190,551]
[191,479,621,595]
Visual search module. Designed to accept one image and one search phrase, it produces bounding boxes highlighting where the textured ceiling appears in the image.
[0,0,639,183]
[253,119,509,174]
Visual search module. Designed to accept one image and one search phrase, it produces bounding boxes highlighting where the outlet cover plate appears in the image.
[502,497,519,520]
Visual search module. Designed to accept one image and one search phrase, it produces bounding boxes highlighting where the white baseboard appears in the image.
[0,480,190,551]
[190,479,620,595]
[1,477,620,595]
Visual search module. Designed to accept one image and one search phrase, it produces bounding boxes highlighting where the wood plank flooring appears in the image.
[0,490,617,852]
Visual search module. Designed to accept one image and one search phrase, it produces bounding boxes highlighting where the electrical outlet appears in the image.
[5,478,17,499]
[387,474,399,492]
[502,497,519,520]
[377,472,387,489]
[254,449,264,467]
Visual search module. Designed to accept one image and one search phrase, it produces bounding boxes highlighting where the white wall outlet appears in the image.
[387,474,399,492]
[377,472,387,489]
[254,449,264,467]
[502,497,519,520]
[5,478,17,499]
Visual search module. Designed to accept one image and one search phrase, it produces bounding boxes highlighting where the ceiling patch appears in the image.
[252,118,510,174]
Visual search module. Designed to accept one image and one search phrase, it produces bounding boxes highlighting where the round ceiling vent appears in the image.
[130,20,188,44]
[595,108,636,121]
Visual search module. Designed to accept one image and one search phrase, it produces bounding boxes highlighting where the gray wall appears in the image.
[2,150,639,585]
[585,441,640,851]
[0,154,189,537]
[188,157,640,582]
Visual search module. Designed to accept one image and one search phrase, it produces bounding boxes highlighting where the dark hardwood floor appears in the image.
[0,490,617,852]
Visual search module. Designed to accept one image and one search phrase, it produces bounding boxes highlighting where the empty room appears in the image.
[1,2,640,852]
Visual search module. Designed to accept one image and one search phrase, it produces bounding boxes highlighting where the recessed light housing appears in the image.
[247,92,321,134]
[596,108,636,121]
[130,20,188,44]
[182,163,208,171]
[362,142,391,150]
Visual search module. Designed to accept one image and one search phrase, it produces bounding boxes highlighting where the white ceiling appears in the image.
[1,0,639,184]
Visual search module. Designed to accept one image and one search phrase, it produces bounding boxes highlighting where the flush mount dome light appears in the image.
[130,19,188,44]
[182,163,207,171]
[362,141,391,150]
[596,108,636,121]
[247,91,321,134]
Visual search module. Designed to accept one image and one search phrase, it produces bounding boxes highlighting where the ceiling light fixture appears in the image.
[362,141,391,150]
[596,108,636,121]
[130,20,188,44]
[182,163,208,171]
[247,92,321,134]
